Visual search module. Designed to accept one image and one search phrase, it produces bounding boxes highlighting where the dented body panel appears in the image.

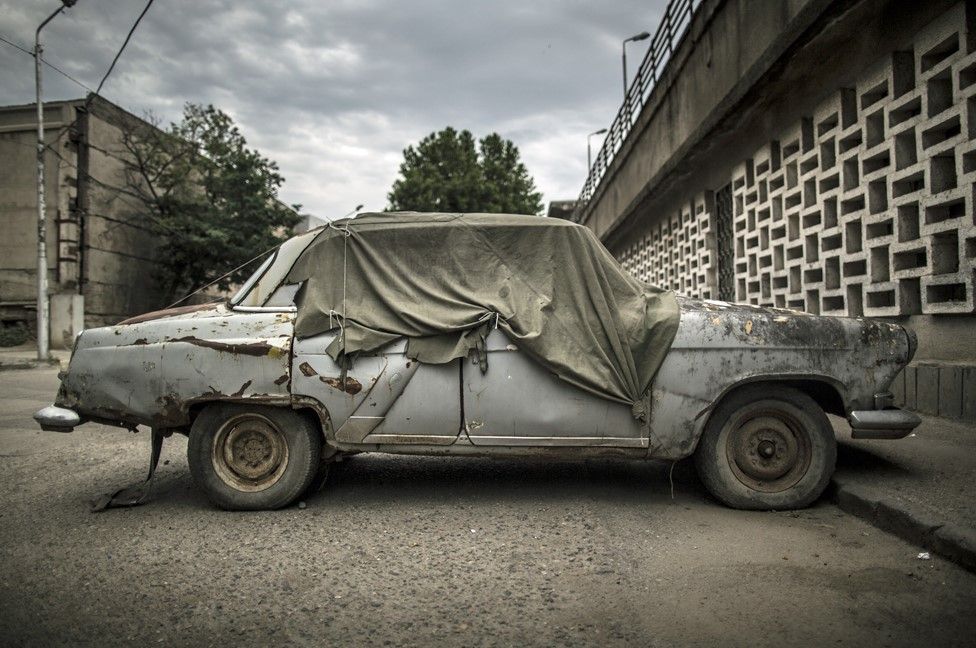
[48,292,915,461]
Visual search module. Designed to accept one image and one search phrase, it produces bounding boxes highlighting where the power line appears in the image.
[91,0,155,99]
[44,0,156,153]
[0,32,96,93]
[0,32,31,55]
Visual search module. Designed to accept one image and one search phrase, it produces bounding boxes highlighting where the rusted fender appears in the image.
[57,304,295,428]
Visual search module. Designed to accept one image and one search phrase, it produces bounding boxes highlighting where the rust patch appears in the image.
[320,376,363,395]
[232,380,253,397]
[156,394,184,424]
[274,373,289,385]
[170,336,279,357]
[298,362,318,376]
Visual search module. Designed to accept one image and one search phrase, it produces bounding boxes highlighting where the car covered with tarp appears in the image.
[35,212,920,510]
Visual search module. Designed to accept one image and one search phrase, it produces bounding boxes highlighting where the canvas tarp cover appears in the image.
[286,212,679,417]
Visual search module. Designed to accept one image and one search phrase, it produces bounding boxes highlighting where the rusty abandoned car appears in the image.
[34,212,920,510]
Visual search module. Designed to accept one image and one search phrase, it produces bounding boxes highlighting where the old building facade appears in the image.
[1,96,169,347]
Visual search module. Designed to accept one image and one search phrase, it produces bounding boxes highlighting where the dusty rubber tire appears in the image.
[693,385,836,510]
[188,403,321,511]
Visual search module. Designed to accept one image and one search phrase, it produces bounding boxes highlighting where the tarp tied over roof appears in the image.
[286,212,679,418]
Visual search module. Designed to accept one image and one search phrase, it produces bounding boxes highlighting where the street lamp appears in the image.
[587,128,607,171]
[622,31,650,100]
[34,0,77,361]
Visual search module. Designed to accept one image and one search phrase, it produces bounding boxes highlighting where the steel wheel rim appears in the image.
[723,407,812,493]
[211,413,289,492]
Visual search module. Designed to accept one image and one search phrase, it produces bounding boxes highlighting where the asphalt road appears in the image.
[2,369,975,647]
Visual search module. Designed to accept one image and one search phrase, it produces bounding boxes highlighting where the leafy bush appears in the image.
[0,324,29,347]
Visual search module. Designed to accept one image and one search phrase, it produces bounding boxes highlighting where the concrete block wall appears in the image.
[618,192,718,298]
[731,3,976,317]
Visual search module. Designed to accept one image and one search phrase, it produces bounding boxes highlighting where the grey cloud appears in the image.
[1,0,666,217]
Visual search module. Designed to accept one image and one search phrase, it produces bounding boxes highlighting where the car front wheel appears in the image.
[693,385,836,510]
[188,403,321,510]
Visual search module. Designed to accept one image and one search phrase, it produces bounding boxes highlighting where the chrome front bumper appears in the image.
[33,405,82,433]
[848,408,921,439]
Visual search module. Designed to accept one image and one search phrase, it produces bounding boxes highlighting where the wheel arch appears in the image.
[691,374,847,453]
[185,396,333,445]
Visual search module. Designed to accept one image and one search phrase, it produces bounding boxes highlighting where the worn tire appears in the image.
[188,403,321,511]
[693,385,836,510]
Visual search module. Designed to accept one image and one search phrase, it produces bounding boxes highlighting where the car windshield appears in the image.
[230,228,321,308]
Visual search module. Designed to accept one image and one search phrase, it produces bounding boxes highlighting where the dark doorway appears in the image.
[716,183,735,301]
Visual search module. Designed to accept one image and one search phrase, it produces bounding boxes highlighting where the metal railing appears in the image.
[573,0,702,221]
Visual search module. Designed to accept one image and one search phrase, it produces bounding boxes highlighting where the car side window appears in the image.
[264,282,302,307]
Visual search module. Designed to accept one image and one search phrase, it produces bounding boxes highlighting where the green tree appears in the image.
[121,104,300,301]
[388,127,543,214]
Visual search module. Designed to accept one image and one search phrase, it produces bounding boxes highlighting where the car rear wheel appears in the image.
[188,403,321,510]
[693,385,836,510]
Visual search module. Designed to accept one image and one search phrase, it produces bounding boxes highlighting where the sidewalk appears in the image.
[0,343,70,371]
[830,414,976,572]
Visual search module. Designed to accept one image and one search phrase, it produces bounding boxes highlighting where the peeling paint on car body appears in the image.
[320,376,363,395]
[55,303,293,428]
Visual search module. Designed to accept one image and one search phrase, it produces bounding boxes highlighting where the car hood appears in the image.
[117,301,227,325]
[675,295,914,360]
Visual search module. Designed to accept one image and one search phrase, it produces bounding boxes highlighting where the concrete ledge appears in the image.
[830,475,976,573]
[893,363,976,423]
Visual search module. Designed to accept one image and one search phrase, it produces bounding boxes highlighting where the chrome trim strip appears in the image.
[360,433,458,446]
[466,436,648,448]
[335,416,385,443]
[231,306,297,313]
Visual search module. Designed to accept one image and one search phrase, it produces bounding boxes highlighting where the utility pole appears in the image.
[34,0,76,361]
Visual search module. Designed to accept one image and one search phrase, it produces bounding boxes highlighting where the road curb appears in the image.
[830,476,976,573]
[0,358,61,372]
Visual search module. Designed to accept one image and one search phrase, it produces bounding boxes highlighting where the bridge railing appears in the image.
[573,0,702,221]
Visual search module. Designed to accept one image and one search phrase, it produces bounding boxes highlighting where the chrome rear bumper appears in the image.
[33,405,82,433]
[848,408,921,439]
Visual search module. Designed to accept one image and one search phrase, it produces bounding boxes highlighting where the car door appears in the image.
[461,330,645,447]
[291,334,462,445]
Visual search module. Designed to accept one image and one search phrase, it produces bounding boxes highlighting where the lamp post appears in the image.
[34,0,76,361]
[587,128,607,171]
[622,31,651,101]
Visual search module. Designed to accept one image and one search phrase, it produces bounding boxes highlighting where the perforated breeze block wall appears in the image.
[732,5,976,316]
[617,4,976,316]
[618,192,718,298]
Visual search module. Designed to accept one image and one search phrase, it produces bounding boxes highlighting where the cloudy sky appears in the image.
[1,0,665,219]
